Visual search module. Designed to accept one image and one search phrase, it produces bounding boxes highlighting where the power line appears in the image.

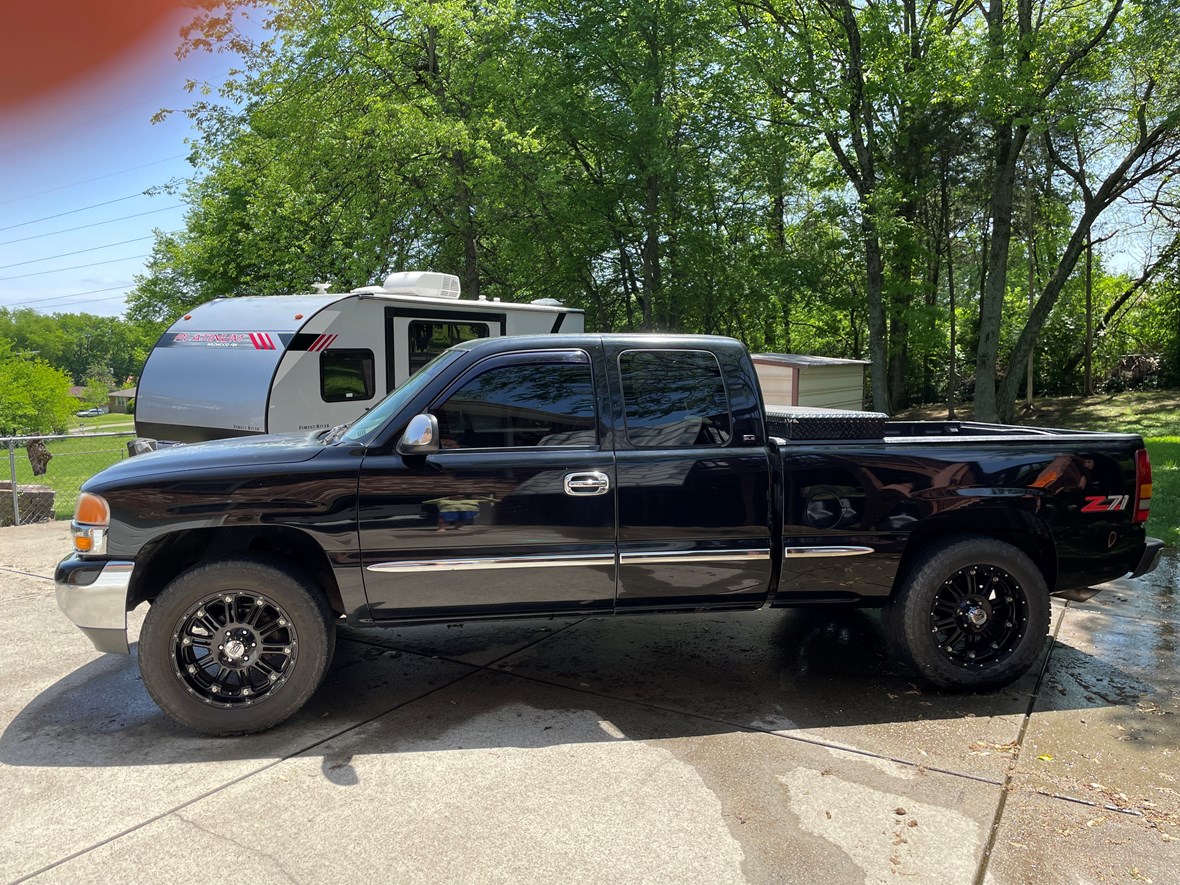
[0,236,154,271]
[0,93,186,155]
[0,155,187,206]
[0,284,132,309]
[29,291,135,313]
[0,192,154,233]
[0,204,183,247]
[0,254,150,281]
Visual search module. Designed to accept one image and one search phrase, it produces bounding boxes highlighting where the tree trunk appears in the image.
[999,201,1105,414]
[1084,231,1093,396]
[976,121,1028,422]
[864,219,890,413]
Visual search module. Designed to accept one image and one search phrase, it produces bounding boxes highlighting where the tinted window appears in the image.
[321,349,375,402]
[434,361,596,449]
[620,350,732,447]
[409,321,489,373]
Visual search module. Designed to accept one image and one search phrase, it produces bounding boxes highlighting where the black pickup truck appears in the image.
[55,334,1163,734]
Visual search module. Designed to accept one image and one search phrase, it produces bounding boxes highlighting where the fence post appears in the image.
[7,439,19,526]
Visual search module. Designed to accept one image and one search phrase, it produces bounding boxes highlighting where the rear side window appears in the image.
[321,349,375,402]
[620,350,732,447]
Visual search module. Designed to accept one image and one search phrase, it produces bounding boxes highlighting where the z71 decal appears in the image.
[1082,495,1129,513]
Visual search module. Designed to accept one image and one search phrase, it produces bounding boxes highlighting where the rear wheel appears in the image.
[139,557,335,735]
[884,537,1050,691]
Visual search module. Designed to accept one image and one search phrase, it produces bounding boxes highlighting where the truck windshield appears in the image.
[341,350,460,443]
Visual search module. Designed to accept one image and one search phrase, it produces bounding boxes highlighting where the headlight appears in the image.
[72,492,110,555]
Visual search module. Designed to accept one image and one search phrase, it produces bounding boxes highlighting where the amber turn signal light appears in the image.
[74,492,110,526]
[72,493,110,556]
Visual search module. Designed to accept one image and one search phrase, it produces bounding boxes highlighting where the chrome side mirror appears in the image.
[396,414,440,455]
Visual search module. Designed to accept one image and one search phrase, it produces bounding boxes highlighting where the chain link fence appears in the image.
[2,432,137,526]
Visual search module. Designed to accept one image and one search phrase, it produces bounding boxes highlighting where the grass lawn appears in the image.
[70,412,136,432]
[5,433,134,520]
[900,389,1180,547]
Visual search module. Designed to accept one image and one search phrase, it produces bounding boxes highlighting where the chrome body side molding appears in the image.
[367,548,772,573]
[783,546,875,558]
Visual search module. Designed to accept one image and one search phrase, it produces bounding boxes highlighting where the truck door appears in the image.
[385,307,506,392]
[358,347,617,620]
[607,344,774,610]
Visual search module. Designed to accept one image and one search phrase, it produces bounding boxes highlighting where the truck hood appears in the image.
[83,432,329,489]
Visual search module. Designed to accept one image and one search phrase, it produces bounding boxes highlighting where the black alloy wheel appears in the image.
[139,557,335,735]
[171,590,300,707]
[927,564,1030,670]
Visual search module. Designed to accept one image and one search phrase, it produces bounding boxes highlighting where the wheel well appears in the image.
[128,527,345,616]
[893,512,1057,598]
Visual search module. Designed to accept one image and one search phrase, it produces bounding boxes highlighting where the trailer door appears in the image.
[384,307,506,392]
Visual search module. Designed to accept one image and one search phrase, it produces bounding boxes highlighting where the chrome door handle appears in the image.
[564,472,610,496]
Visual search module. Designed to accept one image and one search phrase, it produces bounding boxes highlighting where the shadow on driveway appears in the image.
[3,606,1170,772]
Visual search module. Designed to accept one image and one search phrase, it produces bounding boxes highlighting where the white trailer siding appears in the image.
[137,288,583,442]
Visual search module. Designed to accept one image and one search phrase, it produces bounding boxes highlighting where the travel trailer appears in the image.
[135,272,584,442]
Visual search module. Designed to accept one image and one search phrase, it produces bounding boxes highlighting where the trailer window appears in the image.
[619,350,732,447]
[409,321,489,374]
[321,349,375,402]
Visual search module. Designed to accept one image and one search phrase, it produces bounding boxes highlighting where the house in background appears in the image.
[109,387,137,414]
[68,386,86,403]
[751,354,869,411]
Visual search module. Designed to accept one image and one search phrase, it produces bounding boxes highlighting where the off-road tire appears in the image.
[884,536,1051,691]
[139,557,335,735]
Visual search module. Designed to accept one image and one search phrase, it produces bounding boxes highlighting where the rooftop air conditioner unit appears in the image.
[382,271,462,299]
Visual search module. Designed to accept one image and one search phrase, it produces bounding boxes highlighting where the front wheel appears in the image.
[139,557,335,735]
[884,537,1051,691]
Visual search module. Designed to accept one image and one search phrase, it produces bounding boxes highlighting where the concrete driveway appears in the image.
[1,521,1176,884]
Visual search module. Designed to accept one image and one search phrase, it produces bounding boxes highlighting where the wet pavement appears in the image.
[1,521,1177,884]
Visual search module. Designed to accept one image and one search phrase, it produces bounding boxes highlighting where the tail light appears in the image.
[1134,448,1152,524]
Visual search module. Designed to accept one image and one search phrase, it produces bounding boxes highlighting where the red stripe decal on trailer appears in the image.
[309,333,337,352]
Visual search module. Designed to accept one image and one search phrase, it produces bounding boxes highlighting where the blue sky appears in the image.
[0,15,236,319]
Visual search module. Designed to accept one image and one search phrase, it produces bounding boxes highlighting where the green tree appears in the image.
[0,343,78,436]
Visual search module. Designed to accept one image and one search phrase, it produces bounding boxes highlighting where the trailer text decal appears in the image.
[160,332,291,349]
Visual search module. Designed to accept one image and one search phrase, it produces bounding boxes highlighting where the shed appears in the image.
[751,354,868,411]
[109,387,137,414]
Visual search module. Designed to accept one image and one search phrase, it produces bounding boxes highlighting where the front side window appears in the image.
[321,349,375,402]
[409,321,489,374]
[620,350,732,447]
[433,360,596,449]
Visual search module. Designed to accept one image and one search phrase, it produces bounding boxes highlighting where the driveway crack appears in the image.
[971,603,1068,885]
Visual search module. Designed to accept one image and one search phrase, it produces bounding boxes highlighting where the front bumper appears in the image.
[1130,537,1165,579]
[54,556,135,655]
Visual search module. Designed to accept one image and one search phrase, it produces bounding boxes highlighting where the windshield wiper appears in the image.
[322,423,350,444]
